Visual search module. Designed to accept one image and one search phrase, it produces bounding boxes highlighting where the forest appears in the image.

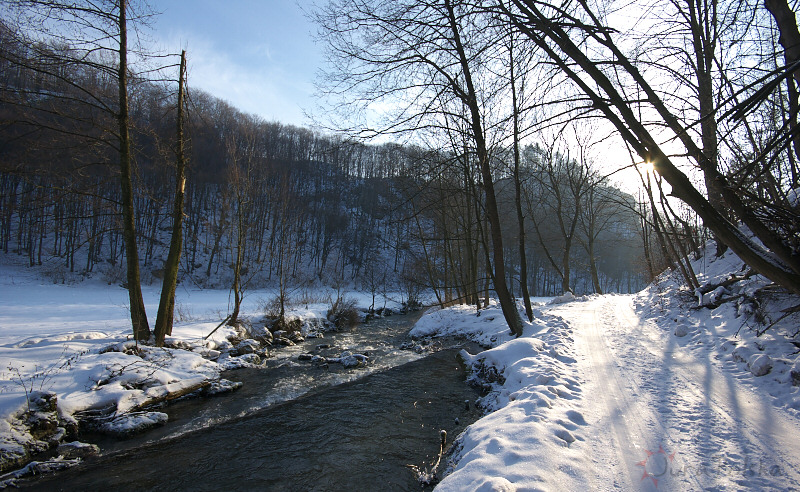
[1,0,798,342]
[0,2,653,338]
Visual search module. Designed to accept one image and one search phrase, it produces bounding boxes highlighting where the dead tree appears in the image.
[154,50,188,346]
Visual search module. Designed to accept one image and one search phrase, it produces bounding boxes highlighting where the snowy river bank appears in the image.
[20,345,484,491]
[2,298,484,490]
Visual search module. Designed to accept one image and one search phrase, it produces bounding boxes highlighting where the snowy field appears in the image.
[413,245,800,491]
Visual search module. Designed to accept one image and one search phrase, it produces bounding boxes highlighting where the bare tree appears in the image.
[500,0,800,294]
[314,0,524,335]
[154,50,187,346]
[523,143,590,294]
[507,26,534,320]
[224,125,259,327]
[3,0,156,338]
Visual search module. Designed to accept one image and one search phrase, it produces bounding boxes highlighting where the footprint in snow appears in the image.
[554,428,576,445]
[565,409,587,426]
[554,419,579,431]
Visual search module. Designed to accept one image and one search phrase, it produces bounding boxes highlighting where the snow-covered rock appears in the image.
[549,291,576,305]
[237,353,261,365]
[674,324,688,337]
[219,354,260,370]
[331,351,369,368]
[205,379,243,396]
[749,354,773,377]
[245,325,273,345]
[93,411,168,437]
[791,360,800,386]
[56,441,98,459]
[732,342,757,363]
[200,348,221,360]
[235,339,261,355]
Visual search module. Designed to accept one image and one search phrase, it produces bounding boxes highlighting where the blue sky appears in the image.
[150,0,320,127]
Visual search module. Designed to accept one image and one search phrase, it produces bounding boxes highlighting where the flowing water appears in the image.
[22,313,485,491]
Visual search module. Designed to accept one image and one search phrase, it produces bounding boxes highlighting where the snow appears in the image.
[409,297,552,347]
[3,238,800,488]
[0,270,235,473]
[412,242,800,490]
[0,261,412,474]
[416,302,594,490]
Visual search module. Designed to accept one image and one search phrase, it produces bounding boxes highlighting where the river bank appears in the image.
[20,345,483,491]
[0,264,433,485]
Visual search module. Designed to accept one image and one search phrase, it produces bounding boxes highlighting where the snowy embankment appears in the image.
[0,263,405,481]
[634,243,800,411]
[0,267,245,478]
[410,300,596,490]
[411,242,800,491]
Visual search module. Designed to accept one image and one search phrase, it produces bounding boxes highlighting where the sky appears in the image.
[149,0,321,127]
[141,1,654,194]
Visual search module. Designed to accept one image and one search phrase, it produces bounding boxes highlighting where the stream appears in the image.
[22,313,485,491]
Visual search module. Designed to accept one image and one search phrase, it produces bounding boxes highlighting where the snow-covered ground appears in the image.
[3,239,800,490]
[413,245,800,491]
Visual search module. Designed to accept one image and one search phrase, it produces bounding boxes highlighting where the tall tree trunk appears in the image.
[446,0,523,336]
[561,235,572,293]
[765,0,800,173]
[463,159,481,310]
[154,50,187,346]
[118,0,150,341]
[228,206,245,327]
[687,0,727,256]
[509,31,534,321]
[588,235,602,294]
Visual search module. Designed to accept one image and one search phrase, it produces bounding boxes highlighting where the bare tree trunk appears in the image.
[154,50,187,346]
[463,159,481,310]
[561,230,576,293]
[588,235,602,294]
[509,31,534,321]
[118,0,150,341]
[446,0,523,336]
[685,0,727,256]
[413,201,444,307]
[638,198,657,280]
[765,0,800,172]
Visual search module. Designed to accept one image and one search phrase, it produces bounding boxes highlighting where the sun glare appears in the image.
[641,161,655,174]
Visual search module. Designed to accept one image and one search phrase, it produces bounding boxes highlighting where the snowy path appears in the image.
[553,296,800,491]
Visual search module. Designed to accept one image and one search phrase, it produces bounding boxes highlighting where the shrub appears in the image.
[327,296,360,329]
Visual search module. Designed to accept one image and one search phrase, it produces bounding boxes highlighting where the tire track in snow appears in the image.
[554,296,800,491]
[560,300,696,491]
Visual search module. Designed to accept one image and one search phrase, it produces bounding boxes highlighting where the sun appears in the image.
[641,161,655,174]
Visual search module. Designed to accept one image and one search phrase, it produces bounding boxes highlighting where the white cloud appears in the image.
[152,27,314,127]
